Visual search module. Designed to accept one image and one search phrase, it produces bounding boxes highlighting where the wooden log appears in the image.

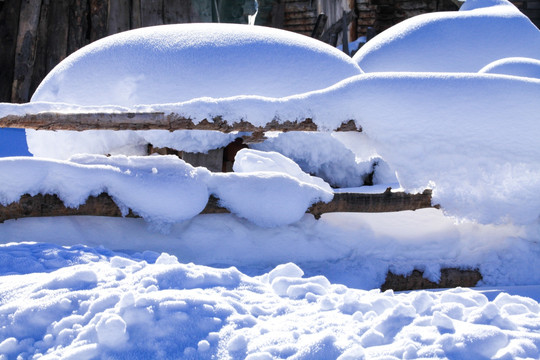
[308,188,435,219]
[0,112,363,132]
[141,0,163,26]
[68,0,90,54]
[46,0,69,73]
[381,268,483,291]
[107,0,130,34]
[0,0,22,102]
[0,189,434,223]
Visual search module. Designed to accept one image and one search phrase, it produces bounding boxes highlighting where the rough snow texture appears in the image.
[353,0,540,72]
[0,245,538,359]
[0,154,332,227]
[479,57,540,79]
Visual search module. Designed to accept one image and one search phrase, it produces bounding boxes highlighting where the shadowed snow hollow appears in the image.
[353,0,540,72]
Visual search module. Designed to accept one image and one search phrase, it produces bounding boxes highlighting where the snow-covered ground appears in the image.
[1,0,540,358]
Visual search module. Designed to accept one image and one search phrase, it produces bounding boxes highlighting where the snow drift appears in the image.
[353,0,540,72]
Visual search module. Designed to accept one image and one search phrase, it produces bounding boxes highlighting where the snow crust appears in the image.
[352,0,540,72]
[479,57,540,78]
[0,243,538,359]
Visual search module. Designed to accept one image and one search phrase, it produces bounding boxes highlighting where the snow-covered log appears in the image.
[0,189,433,223]
[0,112,361,132]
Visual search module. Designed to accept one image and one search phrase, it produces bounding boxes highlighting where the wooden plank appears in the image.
[0,0,22,102]
[131,0,142,28]
[163,0,192,24]
[0,112,362,132]
[107,0,130,34]
[11,0,41,103]
[0,189,434,223]
[46,0,69,73]
[141,0,163,26]
[89,0,108,42]
[68,0,90,54]
[311,13,328,38]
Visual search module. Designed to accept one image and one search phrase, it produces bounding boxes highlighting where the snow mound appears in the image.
[207,149,333,227]
[32,23,361,105]
[353,0,540,72]
[0,249,539,359]
[479,57,540,79]
[27,23,361,159]
[0,154,332,228]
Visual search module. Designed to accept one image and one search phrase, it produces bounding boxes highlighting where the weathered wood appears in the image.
[381,268,483,291]
[0,112,363,132]
[311,13,327,39]
[46,0,69,73]
[320,10,356,45]
[107,0,130,34]
[68,0,90,54]
[141,0,163,26]
[29,0,49,98]
[11,0,41,103]
[342,10,349,55]
[0,189,434,223]
[131,0,142,28]
[308,188,435,219]
[89,0,108,42]
[163,0,192,24]
[0,0,22,102]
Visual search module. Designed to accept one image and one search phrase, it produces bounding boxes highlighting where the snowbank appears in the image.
[0,244,538,359]
[352,0,540,72]
[0,154,332,227]
[479,57,540,79]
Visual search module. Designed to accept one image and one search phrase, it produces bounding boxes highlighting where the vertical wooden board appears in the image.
[30,0,49,97]
[46,0,69,73]
[190,0,212,22]
[131,0,142,28]
[0,0,22,102]
[12,0,42,103]
[89,0,108,42]
[163,0,191,24]
[108,0,130,34]
[141,0,163,26]
[68,0,90,54]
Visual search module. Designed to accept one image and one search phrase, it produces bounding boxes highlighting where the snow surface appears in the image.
[0,0,540,358]
[352,0,540,72]
[0,243,538,359]
[479,57,540,79]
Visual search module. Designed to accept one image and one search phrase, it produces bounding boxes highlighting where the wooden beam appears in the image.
[0,112,362,132]
[0,189,434,223]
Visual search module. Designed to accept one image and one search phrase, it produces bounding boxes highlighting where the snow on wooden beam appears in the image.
[0,112,362,132]
[0,189,434,223]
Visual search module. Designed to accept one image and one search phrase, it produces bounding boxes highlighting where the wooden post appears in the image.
[341,10,349,56]
[0,0,22,102]
[46,0,69,73]
[131,0,142,28]
[311,13,328,39]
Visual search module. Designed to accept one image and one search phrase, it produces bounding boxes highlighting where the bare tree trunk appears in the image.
[140,0,163,26]
[108,0,130,34]
[46,0,69,73]
[0,0,22,102]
